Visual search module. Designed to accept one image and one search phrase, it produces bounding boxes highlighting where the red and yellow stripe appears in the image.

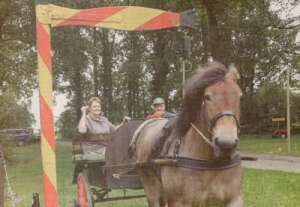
[50,4,179,31]
[36,4,58,207]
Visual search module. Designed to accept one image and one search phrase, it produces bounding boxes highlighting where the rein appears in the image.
[190,122,214,148]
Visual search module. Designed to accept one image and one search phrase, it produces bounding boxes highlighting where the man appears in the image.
[128,97,175,158]
[146,97,176,158]
[147,97,175,119]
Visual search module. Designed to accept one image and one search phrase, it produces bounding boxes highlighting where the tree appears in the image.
[51,0,299,134]
[118,32,148,118]
[196,0,299,130]
[0,0,36,99]
[0,93,33,129]
[98,29,116,117]
[56,108,77,140]
[52,26,91,122]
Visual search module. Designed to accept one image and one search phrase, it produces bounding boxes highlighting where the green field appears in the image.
[4,138,300,207]
[240,134,300,156]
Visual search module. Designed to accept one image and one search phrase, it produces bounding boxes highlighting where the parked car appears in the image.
[0,128,31,146]
[271,128,287,139]
[32,129,41,143]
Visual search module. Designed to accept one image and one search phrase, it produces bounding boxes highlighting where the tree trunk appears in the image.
[100,30,114,117]
[151,31,169,99]
[92,28,100,97]
[73,67,83,122]
[201,0,232,64]
[71,28,85,122]
[126,33,143,118]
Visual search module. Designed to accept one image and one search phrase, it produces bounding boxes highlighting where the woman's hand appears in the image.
[81,106,88,114]
[78,106,88,134]
[122,116,131,123]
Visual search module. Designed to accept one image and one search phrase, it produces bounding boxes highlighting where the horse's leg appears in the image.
[227,194,244,207]
[167,200,190,207]
[139,168,165,207]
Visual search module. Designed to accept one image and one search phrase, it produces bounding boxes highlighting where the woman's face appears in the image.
[89,101,101,116]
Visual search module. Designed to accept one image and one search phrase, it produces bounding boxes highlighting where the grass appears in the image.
[4,140,300,207]
[4,144,146,207]
[243,169,300,207]
[5,144,43,207]
[240,134,300,156]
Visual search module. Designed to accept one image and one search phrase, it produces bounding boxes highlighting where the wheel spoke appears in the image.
[77,174,90,207]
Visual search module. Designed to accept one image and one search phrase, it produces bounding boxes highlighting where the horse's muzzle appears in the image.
[213,138,239,159]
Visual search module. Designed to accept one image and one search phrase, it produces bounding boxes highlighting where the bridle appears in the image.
[167,110,241,170]
[191,110,240,148]
[167,108,241,170]
[208,110,240,132]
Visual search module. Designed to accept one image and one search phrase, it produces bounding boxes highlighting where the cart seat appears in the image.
[73,133,111,162]
[73,147,105,161]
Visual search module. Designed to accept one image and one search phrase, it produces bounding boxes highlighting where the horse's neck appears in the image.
[180,116,214,159]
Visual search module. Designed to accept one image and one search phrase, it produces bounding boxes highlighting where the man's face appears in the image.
[154,103,165,112]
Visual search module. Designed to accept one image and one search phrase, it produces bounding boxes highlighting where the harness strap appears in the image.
[163,155,241,170]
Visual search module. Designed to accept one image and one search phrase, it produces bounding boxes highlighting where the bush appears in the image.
[56,109,77,140]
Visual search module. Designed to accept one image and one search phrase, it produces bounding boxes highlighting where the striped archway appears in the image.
[35,2,198,206]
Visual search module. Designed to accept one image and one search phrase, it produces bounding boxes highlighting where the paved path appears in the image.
[242,153,300,173]
[56,141,300,173]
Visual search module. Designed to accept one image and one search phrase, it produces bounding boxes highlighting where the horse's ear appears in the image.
[226,64,240,82]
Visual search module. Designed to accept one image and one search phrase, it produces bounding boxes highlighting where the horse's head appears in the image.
[177,62,242,159]
[203,64,241,159]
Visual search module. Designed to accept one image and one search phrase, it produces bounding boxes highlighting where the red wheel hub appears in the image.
[77,174,89,207]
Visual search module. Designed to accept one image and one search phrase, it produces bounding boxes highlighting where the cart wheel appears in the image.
[77,173,94,207]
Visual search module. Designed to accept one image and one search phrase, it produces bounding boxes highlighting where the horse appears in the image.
[133,62,244,207]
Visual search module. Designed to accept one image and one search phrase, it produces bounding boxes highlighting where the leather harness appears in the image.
[162,110,241,171]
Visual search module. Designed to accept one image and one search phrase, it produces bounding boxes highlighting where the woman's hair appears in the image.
[88,97,101,108]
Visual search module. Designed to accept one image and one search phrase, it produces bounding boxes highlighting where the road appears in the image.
[242,153,300,173]
[57,140,300,173]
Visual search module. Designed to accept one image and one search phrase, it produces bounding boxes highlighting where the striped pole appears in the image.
[35,3,58,207]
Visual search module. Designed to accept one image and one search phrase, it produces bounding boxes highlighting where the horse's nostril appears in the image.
[215,138,238,149]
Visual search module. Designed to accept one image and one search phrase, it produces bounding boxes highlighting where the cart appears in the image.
[72,120,145,207]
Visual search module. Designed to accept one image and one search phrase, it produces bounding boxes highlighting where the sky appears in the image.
[30,90,68,129]
[273,1,300,43]
[290,5,300,43]
[29,2,300,130]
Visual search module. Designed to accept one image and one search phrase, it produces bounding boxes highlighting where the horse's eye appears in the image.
[204,94,211,101]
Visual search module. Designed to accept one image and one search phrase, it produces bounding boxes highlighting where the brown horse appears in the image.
[134,62,244,207]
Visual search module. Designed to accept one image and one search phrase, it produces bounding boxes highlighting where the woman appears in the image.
[77,97,129,160]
